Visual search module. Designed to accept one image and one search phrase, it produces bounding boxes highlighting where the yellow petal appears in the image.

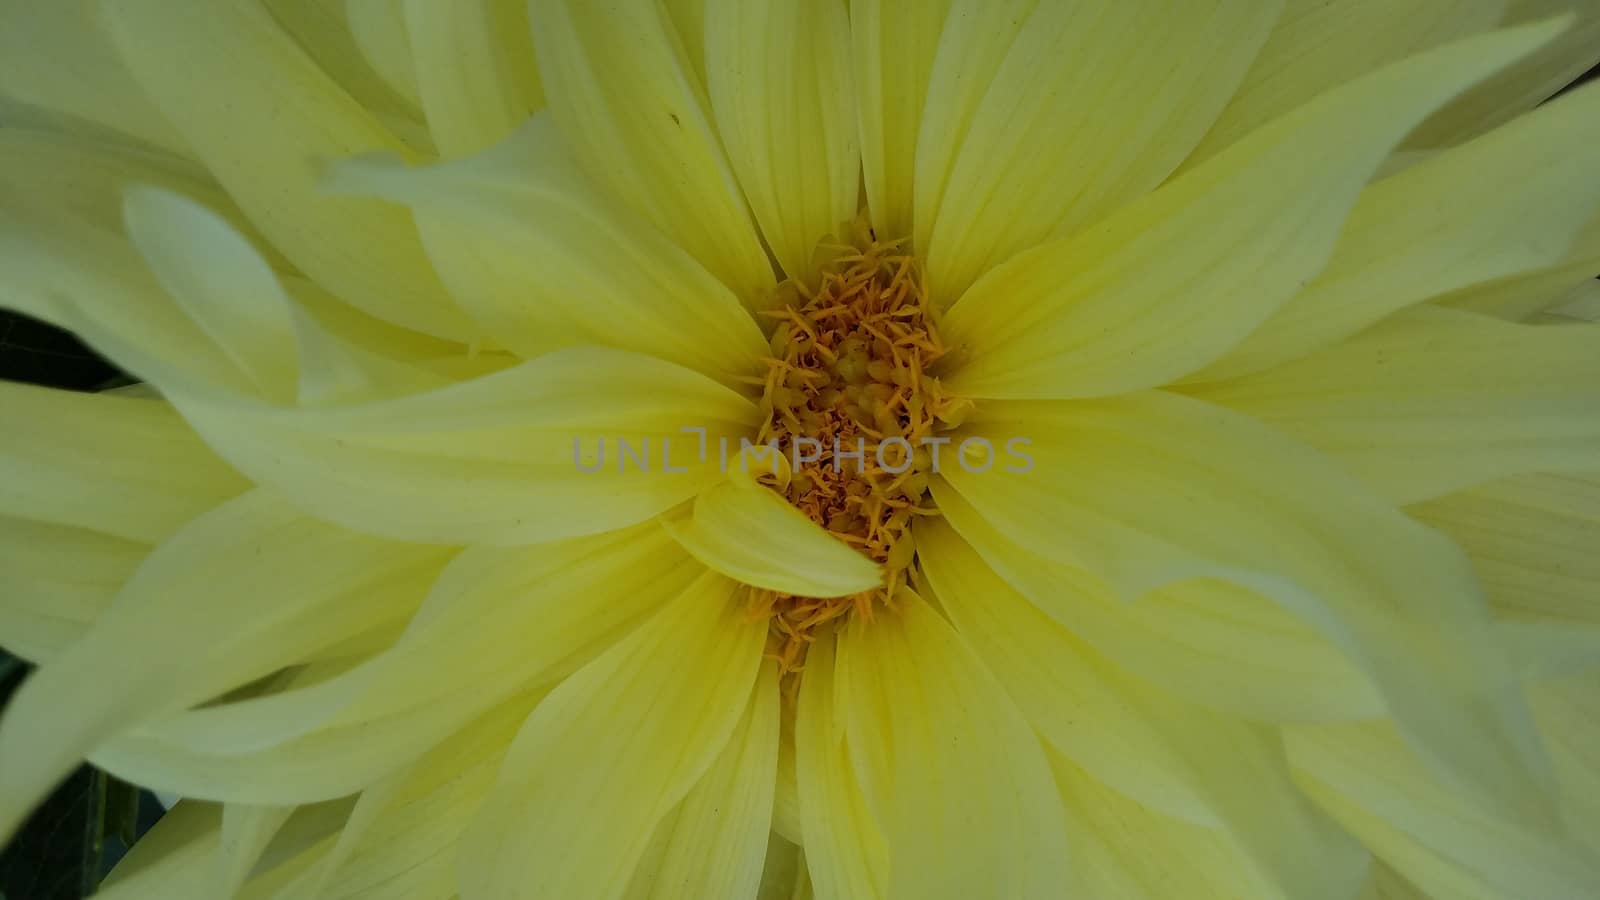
[1407,0,1600,148]
[1441,216,1600,320]
[937,391,1553,824]
[626,662,780,900]
[704,0,858,283]
[794,635,886,900]
[0,489,450,842]
[917,519,1369,898]
[528,0,775,303]
[1288,719,1599,899]
[1411,474,1600,628]
[343,0,422,111]
[1195,80,1600,381]
[921,0,1282,303]
[1529,669,1600,854]
[298,695,532,900]
[0,383,247,542]
[0,516,143,663]
[0,0,185,152]
[175,346,757,545]
[939,20,1563,399]
[1194,306,1600,503]
[96,802,222,899]
[836,589,1071,900]
[328,116,769,383]
[262,0,424,123]
[1051,751,1319,900]
[661,0,709,89]
[97,522,696,804]
[664,478,881,598]
[123,188,302,402]
[920,506,1380,723]
[1185,0,1504,165]
[458,571,766,900]
[100,0,476,339]
[850,0,951,243]
[214,805,294,898]
[402,0,545,158]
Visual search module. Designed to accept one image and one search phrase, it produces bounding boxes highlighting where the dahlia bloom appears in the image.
[2,1,1600,899]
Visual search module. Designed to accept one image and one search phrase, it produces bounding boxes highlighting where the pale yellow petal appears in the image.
[96,523,694,804]
[921,0,1282,304]
[0,383,247,542]
[1407,0,1600,148]
[328,116,768,382]
[662,0,709,89]
[262,0,424,123]
[458,571,766,900]
[663,478,881,598]
[1441,217,1600,320]
[100,0,476,339]
[0,0,186,152]
[625,662,780,900]
[123,188,301,402]
[0,516,143,663]
[403,0,544,158]
[705,0,858,283]
[918,519,1369,898]
[1411,474,1600,628]
[754,836,805,900]
[528,0,775,303]
[174,346,757,545]
[343,0,421,111]
[851,0,951,243]
[1051,752,1309,900]
[919,508,1380,724]
[940,21,1563,399]
[0,489,450,841]
[794,635,886,900]
[96,802,222,900]
[1530,669,1600,853]
[214,805,294,898]
[1194,306,1600,503]
[1288,719,1599,899]
[837,590,1071,900]
[937,391,1552,824]
[1185,0,1505,165]
[1195,81,1600,381]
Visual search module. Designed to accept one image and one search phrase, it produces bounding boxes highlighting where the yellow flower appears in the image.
[2,1,1600,899]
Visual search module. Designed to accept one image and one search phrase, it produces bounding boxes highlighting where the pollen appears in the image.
[746,218,971,674]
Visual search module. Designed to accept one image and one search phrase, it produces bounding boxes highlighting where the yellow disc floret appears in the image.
[748,219,971,673]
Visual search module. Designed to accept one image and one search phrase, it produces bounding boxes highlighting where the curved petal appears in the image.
[939,21,1563,400]
[343,0,422,111]
[0,0,186,152]
[328,116,769,383]
[213,805,294,897]
[174,346,758,545]
[794,635,886,900]
[921,0,1281,304]
[1193,307,1600,503]
[0,383,247,542]
[920,508,1380,723]
[0,489,450,843]
[457,571,766,900]
[528,0,775,303]
[1288,719,1600,899]
[1195,80,1600,381]
[100,0,477,339]
[1407,0,1600,148]
[402,0,544,158]
[918,518,1370,899]
[705,0,858,283]
[95,522,698,803]
[663,478,882,598]
[935,391,1554,825]
[625,662,780,900]
[836,590,1071,900]
[1184,0,1505,166]
[851,0,952,243]
[1410,473,1600,628]
[0,516,143,664]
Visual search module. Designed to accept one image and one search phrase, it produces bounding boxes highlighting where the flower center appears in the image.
[750,219,970,673]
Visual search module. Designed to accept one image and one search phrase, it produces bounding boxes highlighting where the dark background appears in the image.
[1,58,1598,900]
